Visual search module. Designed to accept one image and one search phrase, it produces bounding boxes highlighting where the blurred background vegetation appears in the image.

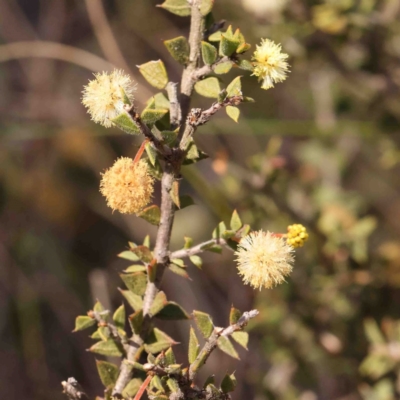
[1,0,400,399]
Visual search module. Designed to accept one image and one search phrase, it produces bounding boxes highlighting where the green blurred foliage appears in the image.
[1,0,400,399]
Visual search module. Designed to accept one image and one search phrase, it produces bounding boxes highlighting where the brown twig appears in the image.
[133,375,152,400]
[189,310,259,381]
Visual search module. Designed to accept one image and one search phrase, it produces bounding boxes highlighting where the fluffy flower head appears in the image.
[82,69,136,127]
[235,230,294,290]
[252,39,290,90]
[100,158,154,214]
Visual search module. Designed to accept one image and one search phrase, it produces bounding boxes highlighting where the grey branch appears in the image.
[112,1,209,396]
[62,378,87,400]
[166,82,181,129]
[180,0,205,128]
[112,168,177,397]
[180,95,244,151]
[188,309,259,381]
[170,238,229,260]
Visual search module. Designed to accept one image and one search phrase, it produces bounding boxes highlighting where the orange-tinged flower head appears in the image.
[100,158,154,214]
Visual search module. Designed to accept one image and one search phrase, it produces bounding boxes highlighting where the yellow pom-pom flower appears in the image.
[251,39,290,90]
[287,224,309,248]
[235,230,295,290]
[82,69,136,127]
[100,158,154,214]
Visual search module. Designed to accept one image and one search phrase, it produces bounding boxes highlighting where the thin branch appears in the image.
[170,238,229,260]
[166,82,181,129]
[188,310,259,381]
[179,95,244,151]
[180,0,205,126]
[0,41,114,72]
[112,167,177,397]
[142,167,176,315]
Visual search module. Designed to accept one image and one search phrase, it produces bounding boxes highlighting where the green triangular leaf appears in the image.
[189,255,203,269]
[170,180,180,208]
[231,331,249,350]
[113,305,125,330]
[93,301,105,313]
[226,76,242,97]
[212,221,227,239]
[74,316,96,332]
[237,59,253,71]
[119,289,143,311]
[214,61,233,75]
[221,373,237,393]
[184,236,193,249]
[96,360,119,388]
[226,106,240,122]
[89,340,124,357]
[188,326,200,364]
[200,0,214,15]
[236,42,251,54]
[161,130,178,146]
[141,108,169,125]
[154,92,170,109]
[158,0,191,16]
[122,378,142,398]
[124,265,147,273]
[138,60,168,89]
[208,31,222,42]
[203,375,215,388]
[145,142,157,166]
[167,378,180,393]
[201,41,217,65]
[229,306,241,325]
[130,246,153,263]
[219,34,240,57]
[129,309,143,335]
[111,113,140,135]
[217,336,239,359]
[118,250,140,262]
[120,272,147,296]
[150,291,168,316]
[156,302,190,320]
[138,205,161,226]
[144,328,177,354]
[164,36,190,65]
[194,77,221,98]
[230,210,242,231]
[165,347,176,365]
[193,311,214,338]
[168,263,189,279]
